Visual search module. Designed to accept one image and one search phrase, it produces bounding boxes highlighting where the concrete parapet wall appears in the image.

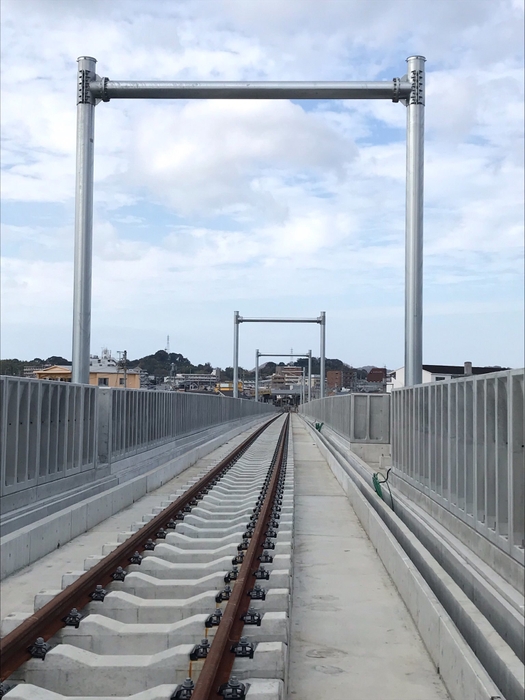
[0,377,275,518]
[299,392,390,443]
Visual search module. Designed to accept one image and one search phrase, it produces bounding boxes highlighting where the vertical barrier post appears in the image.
[404,55,426,387]
[320,312,326,398]
[72,57,97,385]
[308,350,312,403]
[233,311,240,399]
[255,349,259,403]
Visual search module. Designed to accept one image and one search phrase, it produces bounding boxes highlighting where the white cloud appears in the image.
[0,0,523,368]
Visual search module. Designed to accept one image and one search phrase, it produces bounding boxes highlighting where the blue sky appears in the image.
[1,0,523,370]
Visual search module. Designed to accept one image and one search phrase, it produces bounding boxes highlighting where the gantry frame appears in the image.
[71,57,425,388]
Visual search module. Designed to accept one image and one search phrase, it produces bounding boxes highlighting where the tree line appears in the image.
[1,350,367,381]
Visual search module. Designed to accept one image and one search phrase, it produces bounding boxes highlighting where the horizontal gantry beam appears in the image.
[238,317,322,324]
[90,79,412,102]
[258,353,311,357]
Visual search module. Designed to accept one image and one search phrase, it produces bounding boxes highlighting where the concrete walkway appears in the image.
[288,416,449,700]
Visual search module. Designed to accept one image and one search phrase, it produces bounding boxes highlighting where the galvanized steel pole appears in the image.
[320,312,326,398]
[404,56,426,386]
[308,350,312,403]
[72,57,97,384]
[255,349,259,402]
[233,312,240,399]
[90,80,413,102]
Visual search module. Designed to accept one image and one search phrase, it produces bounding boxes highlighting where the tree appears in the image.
[46,356,70,365]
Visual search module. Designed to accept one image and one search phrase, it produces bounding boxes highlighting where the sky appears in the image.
[1,0,523,371]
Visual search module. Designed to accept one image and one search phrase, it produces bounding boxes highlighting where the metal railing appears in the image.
[298,392,390,443]
[0,377,275,502]
[0,377,97,498]
[391,369,524,563]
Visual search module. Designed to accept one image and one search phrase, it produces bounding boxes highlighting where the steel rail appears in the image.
[0,413,280,681]
[192,414,290,699]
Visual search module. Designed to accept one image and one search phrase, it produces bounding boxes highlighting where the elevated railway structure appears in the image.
[0,368,523,700]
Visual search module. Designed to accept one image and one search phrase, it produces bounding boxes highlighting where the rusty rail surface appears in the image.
[0,414,280,681]
[192,414,290,699]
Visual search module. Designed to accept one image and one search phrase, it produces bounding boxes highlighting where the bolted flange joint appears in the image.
[241,607,262,626]
[190,638,211,660]
[224,567,239,583]
[62,608,83,628]
[253,567,270,580]
[258,550,273,563]
[90,584,107,601]
[28,637,51,660]
[171,677,195,699]
[218,676,247,699]
[112,566,127,581]
[248,584,266,600]
[232,551,244,565]
[230,636,255,658]
[205,608,223,628]
[129,551,143,564]
[0,682,12,698]
[216,585,232,603]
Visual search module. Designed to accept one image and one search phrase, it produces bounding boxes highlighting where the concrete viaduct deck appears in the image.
[0,370,523,700]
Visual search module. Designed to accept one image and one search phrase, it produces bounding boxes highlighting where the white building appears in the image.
[388,363,506,391]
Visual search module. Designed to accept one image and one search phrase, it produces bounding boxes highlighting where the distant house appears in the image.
[388,363,508,390]
[366,367,387,383]
[326,368,356,390]
[34,355,141,388]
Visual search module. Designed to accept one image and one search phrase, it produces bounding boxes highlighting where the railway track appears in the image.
[1,413,292,700]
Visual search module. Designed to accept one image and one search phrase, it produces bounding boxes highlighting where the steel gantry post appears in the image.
[70,60,425,384]
[255,349,259,402]
[320,312,326,398]
[308,350,312,403]
[72,57,97,384]
[404,56,426,386]
[233,311,240,398]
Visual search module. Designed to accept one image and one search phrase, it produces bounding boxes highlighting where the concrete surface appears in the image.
[0,415,269,579]
[0,423,262,623]
[288,416,449,700]
[303,415,521,700]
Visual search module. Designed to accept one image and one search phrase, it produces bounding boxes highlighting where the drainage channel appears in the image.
[0,413,293,700]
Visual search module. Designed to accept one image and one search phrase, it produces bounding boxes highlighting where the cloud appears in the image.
[0,0,523,368]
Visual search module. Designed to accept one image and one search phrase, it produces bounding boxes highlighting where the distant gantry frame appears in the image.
[72,57,426,387]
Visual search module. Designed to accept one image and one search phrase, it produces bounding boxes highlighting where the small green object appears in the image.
[314,422,324,432]
[372,473,383,499]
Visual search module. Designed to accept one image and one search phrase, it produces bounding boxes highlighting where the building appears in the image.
[34,354,141,388]
[164,372,217,391]
[367,367,387,383]
[326,368,356,391]
[388,363,507,391]
[23,364,51,377]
